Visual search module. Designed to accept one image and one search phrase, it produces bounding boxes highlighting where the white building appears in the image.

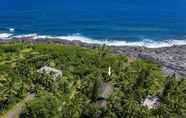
[37,66,63,80]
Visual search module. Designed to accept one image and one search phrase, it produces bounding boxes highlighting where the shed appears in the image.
[96,82,113,108]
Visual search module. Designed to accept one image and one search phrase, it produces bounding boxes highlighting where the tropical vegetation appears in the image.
[0,41,186,118]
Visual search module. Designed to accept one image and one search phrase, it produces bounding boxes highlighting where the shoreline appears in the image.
[1,37,186,76]
[1,33,186,48]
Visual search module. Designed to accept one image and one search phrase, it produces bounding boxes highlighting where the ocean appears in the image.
[0,0,186,48]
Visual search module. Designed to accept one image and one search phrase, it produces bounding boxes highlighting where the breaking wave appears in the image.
[1,32,186,48]
[0,33,13,40]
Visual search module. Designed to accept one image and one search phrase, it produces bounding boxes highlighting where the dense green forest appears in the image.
[0,41,186,118]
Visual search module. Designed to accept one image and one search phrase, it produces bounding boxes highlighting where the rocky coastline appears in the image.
[1,38,186,76]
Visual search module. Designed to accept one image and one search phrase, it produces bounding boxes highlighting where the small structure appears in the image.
[37,66,62,80]
[96,82,113,108]
[142,96,161,109]
[128,54,136,64]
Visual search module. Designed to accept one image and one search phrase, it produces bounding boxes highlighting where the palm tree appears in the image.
[95,45,110,68]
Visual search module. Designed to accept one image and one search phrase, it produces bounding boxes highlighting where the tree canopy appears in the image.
[0,42,185,118]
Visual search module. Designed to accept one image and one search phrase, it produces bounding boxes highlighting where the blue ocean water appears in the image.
[0,0,186,45]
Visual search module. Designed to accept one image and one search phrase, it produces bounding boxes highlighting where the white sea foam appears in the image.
[1,33,186,48]
[13,33,38,38]
[35,34,186,48]
[0,33,13,40]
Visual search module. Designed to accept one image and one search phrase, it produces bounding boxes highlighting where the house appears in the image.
[37,66,63,80]
[96,82,113,108]
[142,95,161,109]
